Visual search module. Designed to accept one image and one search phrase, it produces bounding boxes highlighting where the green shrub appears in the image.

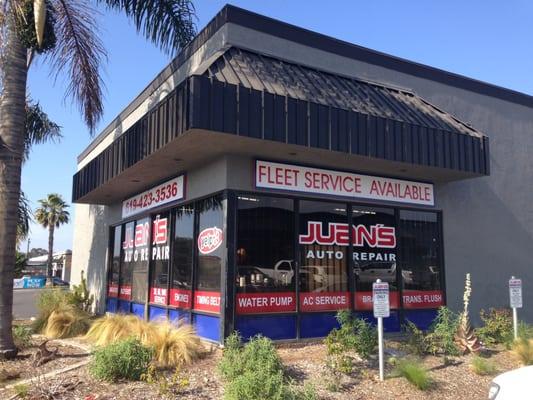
[325,310,377,360]
[476,308,513,346]
[426,306,460,357]
[470,356,497,375]
[89,338,153,382]
[287,383,319,400]
[219,333,295,400]
[394,358,431,390]
[403,320,428,356]
[12,325,32,349]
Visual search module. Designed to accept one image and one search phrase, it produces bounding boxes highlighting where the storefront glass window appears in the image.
[194,195,225,313]
[107,225,122,298]
[352,206,398,310]
[298,201,349,312]
[149,212,171,306]
[236,196,295,314]
[170,205,195,309]
[130,217,151,303]
[399,210,443,309]
[119,221,135,300]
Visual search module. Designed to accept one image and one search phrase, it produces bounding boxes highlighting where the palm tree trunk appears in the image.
[0,18,28,359]
[46,225,54,284]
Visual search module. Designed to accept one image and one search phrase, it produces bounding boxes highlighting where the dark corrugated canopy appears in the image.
[205,47,482,138]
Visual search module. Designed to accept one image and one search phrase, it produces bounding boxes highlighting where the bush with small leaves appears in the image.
[426,306,460,357]
[12,325,32,349]
[325,310,377,360]
[89,338,153,382]
[476,308,513,346]
[403,320,428,356]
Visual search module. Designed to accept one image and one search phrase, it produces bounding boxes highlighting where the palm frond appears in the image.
[24,99,62,162]
[97,0,196,54]
[47,0,106,132]
[35,193,69,229]
[17,190,32,243]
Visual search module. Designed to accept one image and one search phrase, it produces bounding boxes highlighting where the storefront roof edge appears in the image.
[78,4,531,165]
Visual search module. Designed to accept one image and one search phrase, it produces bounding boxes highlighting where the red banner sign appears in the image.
[108,284,119,297]
[194,291,221,313]
[169,288,192,309]
[256,160,434,206]
[402,290,444,309]
[118,285,132,300]
[299,291,350,312]
[236,292,296,314]
[355,291,399,310]
[149,287,168,305]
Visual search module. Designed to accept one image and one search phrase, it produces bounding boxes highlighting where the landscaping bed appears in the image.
[1,339,520,400]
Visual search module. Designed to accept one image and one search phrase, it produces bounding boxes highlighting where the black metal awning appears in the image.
[72,47,489,204]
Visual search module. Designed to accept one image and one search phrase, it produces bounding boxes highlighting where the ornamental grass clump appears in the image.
[85,314,203,368]
[393,358,432,390]
[42,304,91,339]
[512,337,533,366]
[149,322,203,368]
[470,355,497,375]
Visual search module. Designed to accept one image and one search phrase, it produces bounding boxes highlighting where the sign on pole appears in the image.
[509,277,522,340]
[509,278,523,309]
[373,279,389,382]
[373,281,390,318]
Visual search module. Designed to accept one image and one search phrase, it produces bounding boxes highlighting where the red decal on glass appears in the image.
[299,291,350,312]
[236,292,296,314]
[402,290,444,309]
[193,291,221,313]
[107,284,119,297]
[169,288,192,309]
[119,285,132,300]
[152,217,168,245]
[355,291,399,310]
[149,287,168,305]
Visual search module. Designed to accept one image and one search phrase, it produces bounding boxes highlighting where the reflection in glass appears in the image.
[236,196,295,293]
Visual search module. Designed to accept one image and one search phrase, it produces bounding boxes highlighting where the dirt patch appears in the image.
[1,340,522,400]
[0,337,89,388]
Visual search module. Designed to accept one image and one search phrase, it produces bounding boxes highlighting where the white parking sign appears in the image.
[509,278,523,309]
[373,281,390,318]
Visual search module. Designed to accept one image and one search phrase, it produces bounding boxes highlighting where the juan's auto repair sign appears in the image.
[255,160,434,206]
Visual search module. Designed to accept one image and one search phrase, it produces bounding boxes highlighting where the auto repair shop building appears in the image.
[71,5,533,343]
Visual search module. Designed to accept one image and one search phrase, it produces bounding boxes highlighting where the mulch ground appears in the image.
[0,337,90,388]
[1,339,521,400]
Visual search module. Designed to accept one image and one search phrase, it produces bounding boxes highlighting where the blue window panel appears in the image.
[149,306,167,322]
[193,314,220,342]
[235,315,297,341]
[355,311,401,332]
[118,300,131,314]
[404,309,438,331]
[300,313,340,339]
[131,302,145,319]
[106,298,118,313]
[169,309,191,325]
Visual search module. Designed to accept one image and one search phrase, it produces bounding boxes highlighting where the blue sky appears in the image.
[21,0,533,252]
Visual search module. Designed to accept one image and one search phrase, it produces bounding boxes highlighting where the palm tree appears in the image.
[34,193,69,283]
[0,0,196,358]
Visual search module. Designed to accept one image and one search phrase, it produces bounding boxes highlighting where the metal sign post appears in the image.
[509,276,523,340]
[373,279,390,381]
